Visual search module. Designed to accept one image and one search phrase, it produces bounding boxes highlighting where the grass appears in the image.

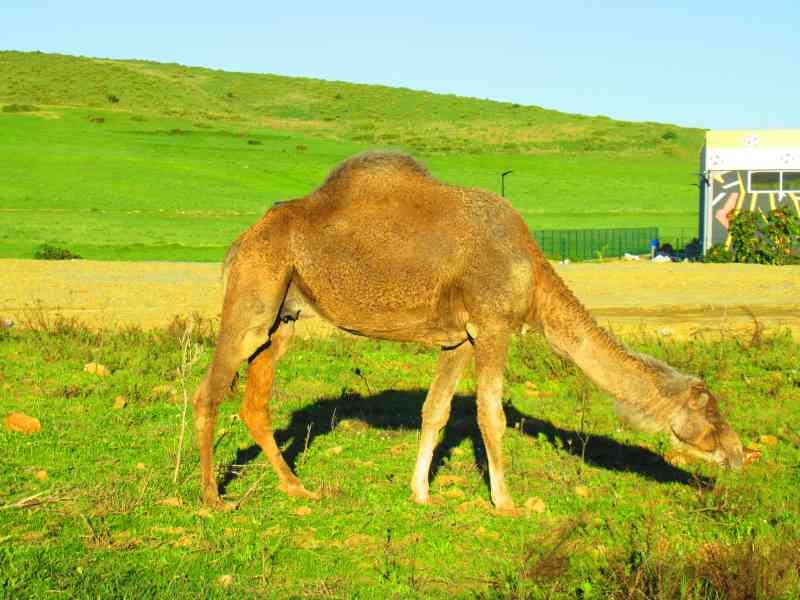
[1,316,799,597]
[0,51,704,261]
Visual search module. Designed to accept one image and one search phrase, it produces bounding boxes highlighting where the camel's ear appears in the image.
[689,392,709,410]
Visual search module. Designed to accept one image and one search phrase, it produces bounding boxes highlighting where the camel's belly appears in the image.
[282,276,469,347]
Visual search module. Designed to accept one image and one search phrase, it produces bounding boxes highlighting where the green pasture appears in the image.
[0,107,698,262]
[0,51,705,262]
[1,318,799,598]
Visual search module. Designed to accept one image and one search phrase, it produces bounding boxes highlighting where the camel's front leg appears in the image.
[240,321,319,500]
[474,333,514,512]
[411,342,474,504]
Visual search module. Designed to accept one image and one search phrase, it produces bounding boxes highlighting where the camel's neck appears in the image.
[527,245,682,432]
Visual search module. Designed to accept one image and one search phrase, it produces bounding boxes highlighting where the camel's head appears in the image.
[669,384,743,469]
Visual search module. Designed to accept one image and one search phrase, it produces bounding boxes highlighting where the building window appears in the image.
[747,170,800,193]
[749,171,780,192]
[783,171,800,192]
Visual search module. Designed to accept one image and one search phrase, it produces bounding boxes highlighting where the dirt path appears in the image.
[2,259,798,339]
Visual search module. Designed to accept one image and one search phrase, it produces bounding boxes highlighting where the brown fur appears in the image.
[193,151,743,511]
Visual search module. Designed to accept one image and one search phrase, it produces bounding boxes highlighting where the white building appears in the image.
[699,130,800,251]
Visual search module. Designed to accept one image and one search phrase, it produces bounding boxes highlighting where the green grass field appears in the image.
[0,51,703,261]
[1,317,799,598]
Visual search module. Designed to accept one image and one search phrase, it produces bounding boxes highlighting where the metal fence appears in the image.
[533,227,659,261]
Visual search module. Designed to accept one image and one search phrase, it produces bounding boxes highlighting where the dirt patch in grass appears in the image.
[1,259,798,338]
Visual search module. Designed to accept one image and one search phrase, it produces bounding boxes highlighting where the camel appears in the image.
[192,151,743,512]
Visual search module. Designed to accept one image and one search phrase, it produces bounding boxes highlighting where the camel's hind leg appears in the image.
[193,270,291,507]
[240,320,319,499]
[410,342,474,504]
[474,332,514,512]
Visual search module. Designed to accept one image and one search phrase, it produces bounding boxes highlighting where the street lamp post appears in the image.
[501,170,513,197]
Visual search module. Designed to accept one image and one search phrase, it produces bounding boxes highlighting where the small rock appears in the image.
[135,463,146,470]
[112,396,127,410]
[84,362,111,377]
[34,469,48,481]
[574,485,590,498]
[217,575,233,588]
[4,412,42,434]
[524,496,546,515]
[0,318,13,328]
[294,506,312,516]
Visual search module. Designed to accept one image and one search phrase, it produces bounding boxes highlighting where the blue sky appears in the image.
[4,1,798,129]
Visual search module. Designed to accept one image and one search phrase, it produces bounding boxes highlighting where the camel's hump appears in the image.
[315,151,434,195]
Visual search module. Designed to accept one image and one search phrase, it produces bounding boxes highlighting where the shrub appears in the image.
[34,244,81,260]
[729,210,770,263]
[247,139,262,145]
[710,207,800,264]
[766,205,800,261]
[727,207,800,265]
[106,94,120,104]
[704,244,733,263]
[661,130,678,141]
[2,104,38,113]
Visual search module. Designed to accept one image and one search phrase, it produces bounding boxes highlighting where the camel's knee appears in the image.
[477,403,506,435]
[421,401,451,431]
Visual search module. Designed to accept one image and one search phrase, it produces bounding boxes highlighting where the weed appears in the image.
[33,244,81,260]
[1,321,799,597]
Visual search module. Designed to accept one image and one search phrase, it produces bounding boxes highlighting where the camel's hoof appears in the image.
[411,491,431,505]
[492,497,519,517]
[280,481,321,500]
[202,494,237,512]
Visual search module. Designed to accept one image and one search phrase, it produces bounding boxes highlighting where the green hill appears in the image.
[0,51,704,261]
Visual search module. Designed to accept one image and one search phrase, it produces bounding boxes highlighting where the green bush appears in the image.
[2,103,38,113]
[726,206,800,265]
[703,244,733,263]
[34,244,81,260]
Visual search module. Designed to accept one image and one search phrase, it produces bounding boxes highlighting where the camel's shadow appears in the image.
[219,389,711,495]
